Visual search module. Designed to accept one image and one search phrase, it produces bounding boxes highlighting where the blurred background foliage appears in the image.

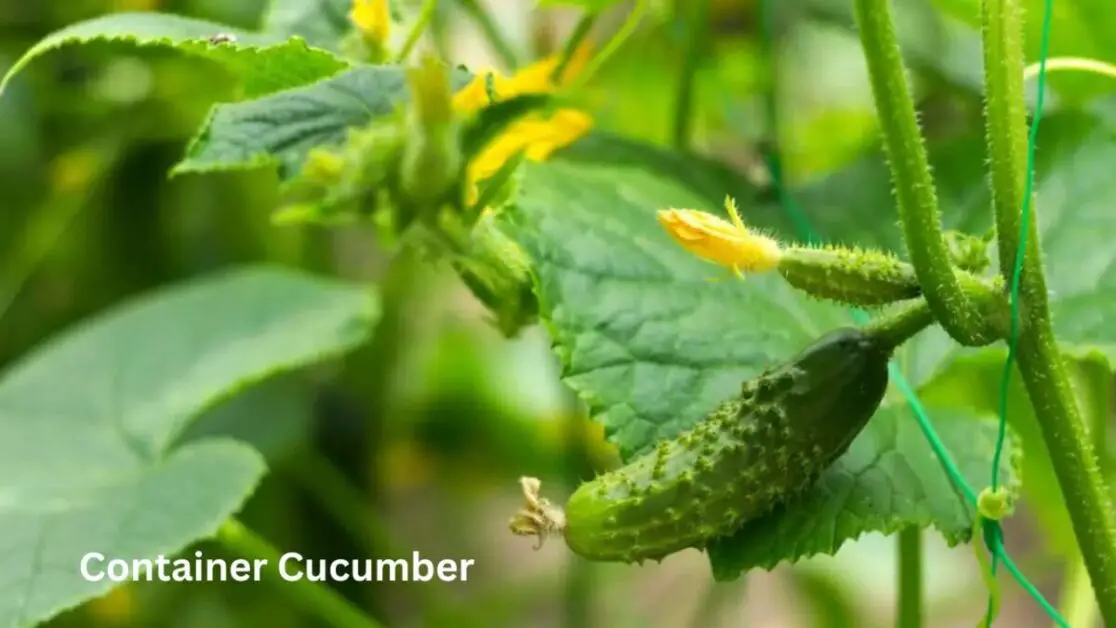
[1,0,1114,626]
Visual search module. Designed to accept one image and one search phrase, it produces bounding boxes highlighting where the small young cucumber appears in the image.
[510,326,893,563]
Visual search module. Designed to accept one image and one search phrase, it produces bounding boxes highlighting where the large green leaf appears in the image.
[262,0,354,51]
[0,12,349,99]
[171,64,473,179]
[0,266,377,628]
[498,159,1021,576]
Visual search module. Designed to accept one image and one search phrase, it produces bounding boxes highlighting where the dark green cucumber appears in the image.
[526,327,892,563]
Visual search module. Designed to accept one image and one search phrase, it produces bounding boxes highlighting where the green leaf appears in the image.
[175,373,316,462]
[502,159,839,459]
[498,159,1020,574]
[171,64,473,179]
[262,0,354,51]
[707,404,1019,577]
[0,12,349,99]
[0,265,377,628]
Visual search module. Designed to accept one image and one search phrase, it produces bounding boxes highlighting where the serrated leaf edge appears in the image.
[0,13,350,97]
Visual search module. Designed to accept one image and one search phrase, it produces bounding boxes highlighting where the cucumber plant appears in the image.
[2,0,1116,626]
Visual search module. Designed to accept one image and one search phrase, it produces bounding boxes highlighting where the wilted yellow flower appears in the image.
[657,197,783,277]
[350,0,390,46]
[453,46,595,206]
[468,109,593,183]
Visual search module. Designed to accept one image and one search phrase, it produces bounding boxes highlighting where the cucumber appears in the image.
[510,326,893,563]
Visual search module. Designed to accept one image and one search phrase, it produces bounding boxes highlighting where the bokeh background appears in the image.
[0,0,1104,626]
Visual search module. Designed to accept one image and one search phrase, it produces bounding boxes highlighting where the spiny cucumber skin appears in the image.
[562,328,892,563]
[778,247,921,306]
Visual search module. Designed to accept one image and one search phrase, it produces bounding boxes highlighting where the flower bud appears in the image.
[452,211,538,337]
[399,56,465,213]
[944,230,992,274]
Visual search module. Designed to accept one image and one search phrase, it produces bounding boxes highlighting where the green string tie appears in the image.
[757,0,1067,625]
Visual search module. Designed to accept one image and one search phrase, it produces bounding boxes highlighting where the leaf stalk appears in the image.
[217,519,384,628]
[897,527,923,628]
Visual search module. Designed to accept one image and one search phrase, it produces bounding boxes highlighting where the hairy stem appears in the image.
[897,527,923,628]
[671,0,710,150]
[851,0,992,347]
[217,519,384,628]
[1014,333,1116,620]
[981,0,1116,621]
[863,299,934,351]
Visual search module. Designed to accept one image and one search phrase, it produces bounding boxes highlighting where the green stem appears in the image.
[671,0,710,150]
[456,0,519,70]
[286,449,401,558]
[897,527,923,628]
[981,0,1116,622]
[568,0,649,91]
[216,519,384,628]
[851,0,992,347]
[428,0,452,61]
[1023,56,1116,82]
[395,0,440,62]
[552,12,597,84]
[1015,331,1116,621]
[862,299,935,351]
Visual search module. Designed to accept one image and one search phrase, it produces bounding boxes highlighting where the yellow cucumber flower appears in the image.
[657,197,783,277]
[453,44,592,114]
[452,46,594,206]
[350,0,390,47]
[468,109,593,183]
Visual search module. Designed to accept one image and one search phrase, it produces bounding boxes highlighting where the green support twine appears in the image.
[757,1,1068,625]
[986,0,1057,624]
